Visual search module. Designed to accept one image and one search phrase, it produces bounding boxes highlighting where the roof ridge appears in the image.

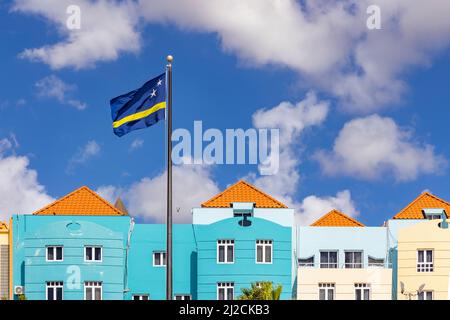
[33,186,125,216]
[393,191,450,219]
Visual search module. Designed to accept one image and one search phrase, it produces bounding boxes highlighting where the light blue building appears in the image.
[11,181,296,300]
[296,210,392,300]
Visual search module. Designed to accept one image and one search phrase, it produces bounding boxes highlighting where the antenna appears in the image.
[418,284,426,294]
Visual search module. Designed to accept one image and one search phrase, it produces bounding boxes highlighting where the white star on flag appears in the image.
[150,89,157,97]
[157,79,163,86]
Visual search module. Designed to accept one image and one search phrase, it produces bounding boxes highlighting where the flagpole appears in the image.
[166,55,173,300]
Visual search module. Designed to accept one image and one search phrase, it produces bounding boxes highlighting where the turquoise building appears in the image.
[11,181,295,300]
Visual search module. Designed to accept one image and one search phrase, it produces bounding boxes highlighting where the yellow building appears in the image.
[391,191,450,300]
[397,219,450,300]
[0,221,9,300]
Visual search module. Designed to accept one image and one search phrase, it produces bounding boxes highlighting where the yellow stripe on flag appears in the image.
[112,102,166,128]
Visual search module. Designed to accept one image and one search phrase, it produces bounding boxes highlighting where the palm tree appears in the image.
[238,282,283,300]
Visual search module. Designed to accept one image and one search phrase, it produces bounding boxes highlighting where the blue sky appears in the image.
[1,0,450,225]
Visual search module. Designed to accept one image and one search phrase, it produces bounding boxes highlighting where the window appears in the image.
[345,251,363,268]
[217,240,234,264]
[174,295,191,300]
[298,256,314,267]
[217,282,234,300]
[417,250,433,272]
[153,251,167,267]
[256,240,273,264]
[46,246,63,261]
[355,283,371,300]
[85,246,102,262]
[418,291,433,300]
[426,214,442,220]
[133,294,149,300]
[318,283,335,300]
[84,281,102,300]
[320,251,338,268]
[368,256,385,268]
[46,281,63,300]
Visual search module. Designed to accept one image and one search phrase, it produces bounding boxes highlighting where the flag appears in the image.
[110,73,166,137]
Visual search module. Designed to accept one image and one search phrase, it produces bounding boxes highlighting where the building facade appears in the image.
[387,191,450,300]
[297,210,392,300]
[0,221,8,300]
[10,180,295,300]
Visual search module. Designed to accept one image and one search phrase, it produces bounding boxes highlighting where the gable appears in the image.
[33,186,126,216]
[393,192,450,219]
[201,180,287,208]
[311,209,364,227]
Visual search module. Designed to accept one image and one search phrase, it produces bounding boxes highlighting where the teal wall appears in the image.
[12,214,131,300]
[194,217,293,300]
[126,224,197,299]
[12,214,293,300]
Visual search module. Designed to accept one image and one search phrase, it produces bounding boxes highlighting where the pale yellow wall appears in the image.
[297,268,392,300]
[0,232,8,245]
[398,220,450,300]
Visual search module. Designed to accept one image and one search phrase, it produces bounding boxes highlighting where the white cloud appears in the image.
[137,0,450,111]
[97,163,220,223]
[315,114,447,181]
[0,135,54,221]
[130,138,144,151]
[67,140,100,172]
[248,92,328,202]
[243,92,357,224]
[297,190,358,226]
[13,0,140,70]
[35,75,86,110]
[14,1,450,110]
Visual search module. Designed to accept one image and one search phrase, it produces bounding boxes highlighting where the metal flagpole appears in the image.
[166,55,173,300]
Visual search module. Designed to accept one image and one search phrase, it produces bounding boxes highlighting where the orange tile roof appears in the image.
[33,186,127,216]
[0,221,8,232]
[201,180,287,208]
[393,191,450,219]
[311,209,364,227]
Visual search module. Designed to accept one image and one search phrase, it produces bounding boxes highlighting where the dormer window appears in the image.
[232,202,254,217]
[422,208,445,220]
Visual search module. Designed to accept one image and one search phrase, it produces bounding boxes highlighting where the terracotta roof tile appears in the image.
[311,209,364,227]
[33,186,126,216]
[393,192,450,219]
[201,180,287,208]
[0,221,8,232]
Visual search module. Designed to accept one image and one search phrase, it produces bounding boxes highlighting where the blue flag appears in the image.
[110,73,166,137]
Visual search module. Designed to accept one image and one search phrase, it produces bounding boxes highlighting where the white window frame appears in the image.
[174,294,192,300]
[418,290,433,300]
[298,256,315,268]
[255,240,273,264]
[217,282,234,300]
[84,281,102,300]
[320,251,338,268]
[46,246,63,262]
[345,251,363,269]
[84,246,102,262]
[354,283,371,300]
[318,283,335,300]
[217,240,234,264]
[153,251,167,267]
[417,249,434,272]
[368,256,385,268]
[132,294,149,300]
[46,281,63,300]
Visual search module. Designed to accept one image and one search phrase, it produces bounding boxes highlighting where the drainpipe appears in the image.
[123,217,135,299]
